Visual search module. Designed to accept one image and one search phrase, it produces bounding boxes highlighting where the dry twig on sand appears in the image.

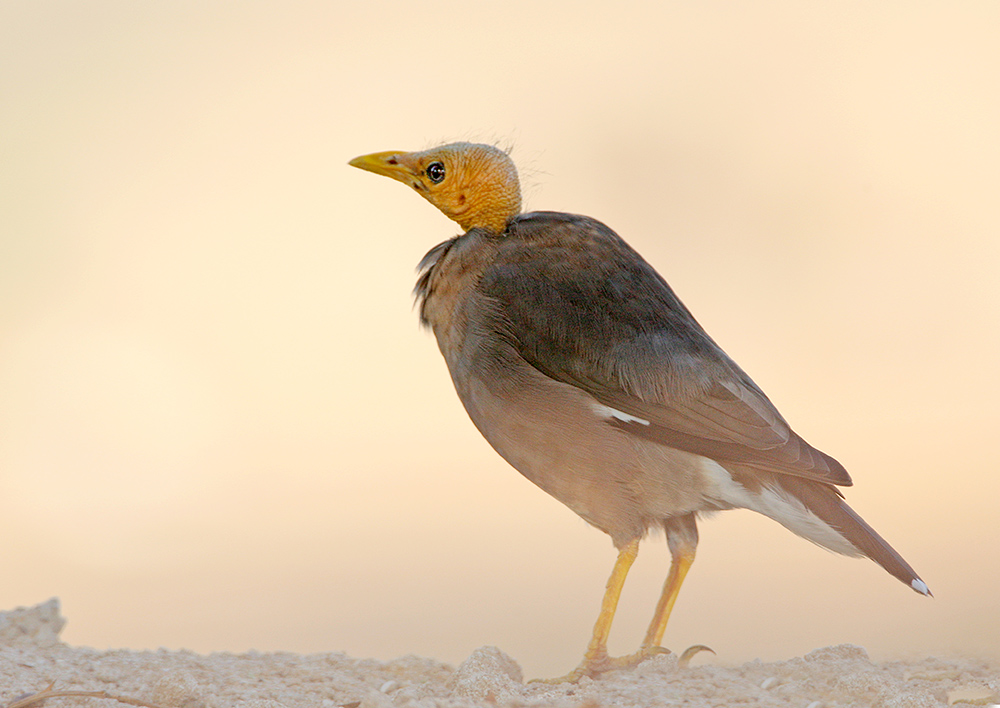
[5,682,167,708]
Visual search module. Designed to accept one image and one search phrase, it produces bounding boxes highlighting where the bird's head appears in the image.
[349,142,522,234]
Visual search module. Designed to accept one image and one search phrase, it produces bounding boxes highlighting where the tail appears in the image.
[779,476,931,596]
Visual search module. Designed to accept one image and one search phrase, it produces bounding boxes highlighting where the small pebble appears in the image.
[806,702,824,708]
[948,685,1000,705]
[379,680,399,694]
[760,677,778,690]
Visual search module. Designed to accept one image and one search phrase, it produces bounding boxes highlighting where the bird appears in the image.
[348,141,930,683]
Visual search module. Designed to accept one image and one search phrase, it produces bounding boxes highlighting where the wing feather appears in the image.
[479,212,851,486]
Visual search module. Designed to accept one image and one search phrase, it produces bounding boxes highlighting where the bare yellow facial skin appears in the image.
[349,142,521,233]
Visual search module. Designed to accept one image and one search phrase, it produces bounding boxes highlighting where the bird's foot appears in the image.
[529,645,674,685]
[531,644,714,684]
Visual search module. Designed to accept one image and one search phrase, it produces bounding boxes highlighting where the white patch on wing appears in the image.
[698,457,860,557]
[592,402,651,426]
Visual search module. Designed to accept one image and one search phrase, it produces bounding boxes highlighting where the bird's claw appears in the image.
[677,644,714,668]
[530,645,676,684]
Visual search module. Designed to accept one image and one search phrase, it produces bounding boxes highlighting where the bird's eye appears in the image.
[426,161,446,184]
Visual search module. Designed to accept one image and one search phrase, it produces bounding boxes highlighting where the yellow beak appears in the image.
[348,150,419,186]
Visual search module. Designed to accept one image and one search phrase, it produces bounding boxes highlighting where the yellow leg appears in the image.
[585,538,639,659]
[641,514,713,667]
[534,539,665,683]
[641,545,694,648]
[532,516,710,684]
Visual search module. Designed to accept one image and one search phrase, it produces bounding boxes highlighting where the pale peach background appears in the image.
[1,2,997,677]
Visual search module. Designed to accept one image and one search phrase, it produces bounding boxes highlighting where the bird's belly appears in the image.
[445,348,718,546]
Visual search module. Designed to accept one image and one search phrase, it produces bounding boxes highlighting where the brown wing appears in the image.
[478,211,851,487]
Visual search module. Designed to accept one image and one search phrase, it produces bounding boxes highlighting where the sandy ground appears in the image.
[1,600,997,708]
